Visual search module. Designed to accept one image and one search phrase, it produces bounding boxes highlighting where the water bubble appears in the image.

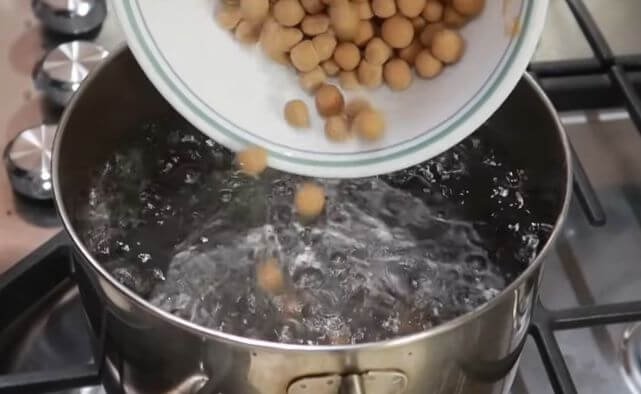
[220,190,232,203]
[184,171,199,184]
[137,253,151,263]
[152,268,166,281]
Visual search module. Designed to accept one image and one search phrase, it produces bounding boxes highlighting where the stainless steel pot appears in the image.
[52,46,572,394]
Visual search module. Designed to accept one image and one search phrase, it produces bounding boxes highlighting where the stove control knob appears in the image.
[32,0,107,35]
[34,41,109,106]
[4,125,57,201]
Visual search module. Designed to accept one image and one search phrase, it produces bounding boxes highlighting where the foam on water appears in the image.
[76,118,556,344]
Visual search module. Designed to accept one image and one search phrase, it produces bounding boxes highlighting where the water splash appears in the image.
[76,118,557,344]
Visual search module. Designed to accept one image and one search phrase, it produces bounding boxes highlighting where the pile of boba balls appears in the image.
[216,0,484,141]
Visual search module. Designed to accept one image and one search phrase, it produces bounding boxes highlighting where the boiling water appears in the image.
[77,118,556,345]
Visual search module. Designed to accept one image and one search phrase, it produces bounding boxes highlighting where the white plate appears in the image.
[112,0,548,178]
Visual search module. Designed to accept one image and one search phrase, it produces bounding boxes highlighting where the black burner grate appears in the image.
[526,1,641,393]
[530,300,641,394]
[0,234,102,393]
[530,0,641,229]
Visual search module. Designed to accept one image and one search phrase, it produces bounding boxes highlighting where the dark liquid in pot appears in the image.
[75,116,562,344]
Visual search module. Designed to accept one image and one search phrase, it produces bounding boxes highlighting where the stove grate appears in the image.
[0,234,102,394]
[531,301,641,394]
[530,0,641,229]
[527,2,641,392]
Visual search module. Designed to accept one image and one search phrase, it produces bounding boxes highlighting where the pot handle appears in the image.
[288,370,407,394]
[340,374,365,394]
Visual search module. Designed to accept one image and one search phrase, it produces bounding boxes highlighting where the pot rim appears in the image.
[52,45,573,353]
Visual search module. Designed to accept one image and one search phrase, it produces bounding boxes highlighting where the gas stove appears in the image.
[2,1,641,393]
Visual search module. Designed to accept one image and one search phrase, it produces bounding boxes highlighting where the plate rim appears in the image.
[112,0,548,178]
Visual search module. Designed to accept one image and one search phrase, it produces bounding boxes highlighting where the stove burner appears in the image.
[4,124,57,200]
[32,0,107,35]
[621,323,641,394]
[35,41,109,106]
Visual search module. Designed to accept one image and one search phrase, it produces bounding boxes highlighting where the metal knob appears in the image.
[4,124,57,201]
[32,0,107,35]
[34,41,109,106]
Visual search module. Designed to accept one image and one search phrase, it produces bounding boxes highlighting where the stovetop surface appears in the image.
[2,1,641,394]
[0,1,122,273]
